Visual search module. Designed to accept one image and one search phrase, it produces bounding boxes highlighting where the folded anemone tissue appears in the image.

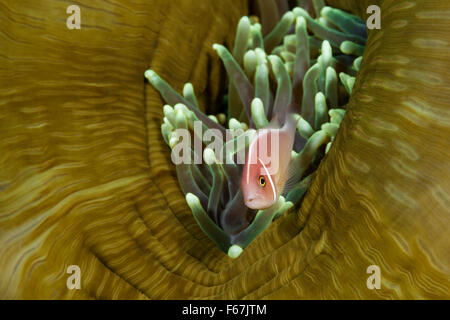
[0,0,449,300]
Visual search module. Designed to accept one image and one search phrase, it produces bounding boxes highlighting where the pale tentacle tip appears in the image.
[340,41,353,54]
[208,115,219,123]
[183,82,194,94]
[228,245,243,259]
[229,118,243,130]
[212,43,223,51]
[321,40,332,59]
[320,6,332,16]
[293,7,309,18]
[325,141,332,154]
[203,148,216,165]
[163,115,174,129]
[296,15,306,27]
[175,109,188,129]
[144,69,157,81]
[169,133,179,149]
[163,105,175,121]
[252,23,262,32]
[186,193,200,207]
[244,50,258,70]
[251,97,268,128]
[282,11,295,22]
[238,15,251,26]
[174,103,188,114]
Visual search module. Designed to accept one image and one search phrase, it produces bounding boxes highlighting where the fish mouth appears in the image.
[244,198,258,209]
[245,197,271,210]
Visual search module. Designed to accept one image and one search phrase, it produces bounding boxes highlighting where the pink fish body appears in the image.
[241,115,297,209]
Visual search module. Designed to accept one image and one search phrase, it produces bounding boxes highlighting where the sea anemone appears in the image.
[1,0,448,300]
[145,1,366,258]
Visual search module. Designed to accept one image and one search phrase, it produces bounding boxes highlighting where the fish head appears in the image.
[241,130,279,210]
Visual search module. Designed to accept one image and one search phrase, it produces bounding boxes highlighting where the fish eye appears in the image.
[258,176,266,188]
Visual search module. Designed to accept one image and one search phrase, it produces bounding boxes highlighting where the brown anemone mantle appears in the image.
[0,0,449,299]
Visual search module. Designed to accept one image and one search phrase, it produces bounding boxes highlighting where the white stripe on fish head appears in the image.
[257,158,277,203]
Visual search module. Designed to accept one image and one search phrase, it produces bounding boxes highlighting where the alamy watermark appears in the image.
[64,4,381,32]
[169,121,281,175]
[66,265,81,290]
[367,5,381,30]
[66,5,81,30]
[366,265,381,290]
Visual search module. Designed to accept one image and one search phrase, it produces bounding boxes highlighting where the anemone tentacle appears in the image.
[146,2,367,258]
